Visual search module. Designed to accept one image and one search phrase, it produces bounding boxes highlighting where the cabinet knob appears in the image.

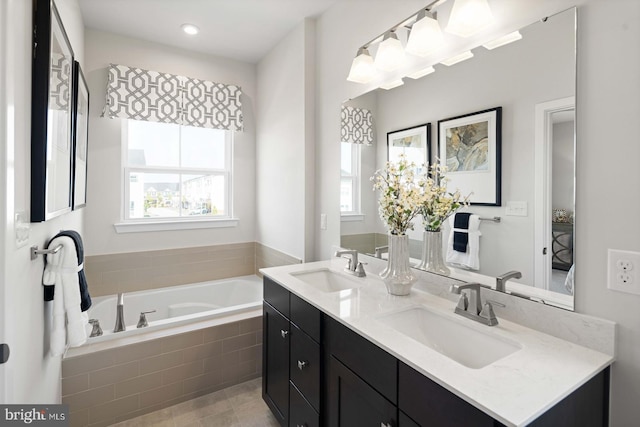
[296,424,307,427]
[281,329,289,339]
[380,423,392,427]
[297,360,308,370]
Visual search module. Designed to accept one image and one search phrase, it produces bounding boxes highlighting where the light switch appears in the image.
[320,213,327,230]
[15,212,29,248]
[505,201,528,217]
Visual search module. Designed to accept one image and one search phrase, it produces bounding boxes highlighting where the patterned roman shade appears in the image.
[341,106,374,145]
[103,64,243,131]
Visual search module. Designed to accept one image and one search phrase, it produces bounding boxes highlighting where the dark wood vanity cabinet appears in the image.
[263,277,610,427]
[263,277,321,427]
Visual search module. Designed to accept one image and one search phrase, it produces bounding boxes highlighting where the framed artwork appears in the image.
[31,0,75,222]
[387,123,431,174]
[438,107,502,206]
[72,61,89,209]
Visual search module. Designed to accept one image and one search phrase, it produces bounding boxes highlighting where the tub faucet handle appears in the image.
[89,319,103,337]
[137,310,156,328]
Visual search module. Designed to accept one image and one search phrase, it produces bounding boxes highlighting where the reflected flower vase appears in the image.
[380,233,416,296]
[417,230,450,276]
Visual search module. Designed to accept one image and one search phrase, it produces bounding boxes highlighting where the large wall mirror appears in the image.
[340,8,576,310]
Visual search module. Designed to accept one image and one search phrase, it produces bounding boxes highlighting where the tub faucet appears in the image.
[114,293,126,333]
[334,249,366,277]
[496,270,522,293]
[450,282,498,326]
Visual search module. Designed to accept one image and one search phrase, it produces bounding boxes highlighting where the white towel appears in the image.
[445,214,481,270]
[43,236,88,356]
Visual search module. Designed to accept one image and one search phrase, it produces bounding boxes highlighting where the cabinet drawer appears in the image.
[290,293,321,343]
[290,324,321,412]
[290,382,319,427]
[399,362,496,427]
[324,315,397,404]
[264,276,290,317]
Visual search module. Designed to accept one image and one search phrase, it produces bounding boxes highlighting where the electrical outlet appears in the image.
[608,249,640,295]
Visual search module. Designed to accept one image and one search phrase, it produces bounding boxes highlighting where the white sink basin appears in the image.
[290,269,363,293]
[377,307,521,369]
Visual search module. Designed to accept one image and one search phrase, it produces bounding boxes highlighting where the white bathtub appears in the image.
[66,275,263,356]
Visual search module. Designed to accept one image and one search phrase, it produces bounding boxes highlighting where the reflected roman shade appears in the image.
[341,106,374,145]
[50,52,71,110]
[103,64,243,131]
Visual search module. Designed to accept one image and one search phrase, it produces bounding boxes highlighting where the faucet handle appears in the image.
[89,319,103,337]
[455,293,468,311]
[355,262,367,277]
[137,310,156,328]
[479,303,499,326]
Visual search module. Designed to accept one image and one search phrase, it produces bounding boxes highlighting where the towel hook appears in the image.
[30,244,63,261]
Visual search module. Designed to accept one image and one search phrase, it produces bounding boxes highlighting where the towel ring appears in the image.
[30,244,63,261]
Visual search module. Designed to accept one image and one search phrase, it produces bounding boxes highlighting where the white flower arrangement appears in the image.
[372,155,469,235]
[371,154,424,235]
[419,162,469,232]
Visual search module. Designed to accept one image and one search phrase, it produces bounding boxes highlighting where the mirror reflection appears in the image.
[340,8,576,310]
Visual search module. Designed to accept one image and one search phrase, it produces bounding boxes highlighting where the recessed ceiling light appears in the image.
[181,23,199,35]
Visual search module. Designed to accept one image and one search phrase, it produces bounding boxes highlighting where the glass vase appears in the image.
[417,230,450,276]
[380,233,416,296]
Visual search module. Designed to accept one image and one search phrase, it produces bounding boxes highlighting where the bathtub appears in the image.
[65,274,263,357]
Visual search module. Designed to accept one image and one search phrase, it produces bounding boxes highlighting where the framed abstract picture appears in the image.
[31,0,75,221]
[438,107,502,206]
[387,123,431,174]
[72,61,89,209]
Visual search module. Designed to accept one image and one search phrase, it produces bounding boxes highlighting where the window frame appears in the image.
[116,120,237,232]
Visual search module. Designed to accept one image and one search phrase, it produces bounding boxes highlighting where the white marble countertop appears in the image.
[261,259,614,427]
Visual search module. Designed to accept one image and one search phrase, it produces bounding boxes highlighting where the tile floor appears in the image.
[109,378,279,427]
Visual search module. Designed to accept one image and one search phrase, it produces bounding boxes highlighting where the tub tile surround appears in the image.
[62,317,262,427]
[262,258,615,426]
[85,242,301,297]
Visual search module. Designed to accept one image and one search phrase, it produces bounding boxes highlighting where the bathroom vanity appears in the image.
[261,260,614,427]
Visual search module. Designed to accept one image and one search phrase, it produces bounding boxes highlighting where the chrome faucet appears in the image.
[114,293,126,333]
[334,249,366,277]
[496,270,522,293]
[450,282,498,326]
[374,245,389,259]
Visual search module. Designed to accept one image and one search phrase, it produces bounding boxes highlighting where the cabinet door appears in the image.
[290,324,321,412]
[290,382,320,427]
[398,362,497,427]
[263,302,290,426]
[327,356,397,427]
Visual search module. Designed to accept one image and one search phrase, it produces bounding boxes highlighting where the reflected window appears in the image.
[341,142,361,214]
[123,120,232,220]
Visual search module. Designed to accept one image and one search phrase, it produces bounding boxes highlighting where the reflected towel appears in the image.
[43,237,88,356]
[446,214,481,270]
[453,212,472,252]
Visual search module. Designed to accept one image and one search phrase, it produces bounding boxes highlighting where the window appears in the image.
[123,119,232,222]
[340,142,361,215]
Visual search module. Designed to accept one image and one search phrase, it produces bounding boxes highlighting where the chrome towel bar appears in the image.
[479,216,501,223]
[30,244,63,260]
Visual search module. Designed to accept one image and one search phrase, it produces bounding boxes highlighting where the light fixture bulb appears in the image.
[347,47,376,84]
[374,32,405,72]
[406,11,445,57]
[181,23,199,35]
[441,50,474,66]
[483,31,523,50]
[445,0,494,38]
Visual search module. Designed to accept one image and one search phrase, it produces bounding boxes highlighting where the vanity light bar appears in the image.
[407,66,436,79]
[440,50,474,66]
[483,31,522,50]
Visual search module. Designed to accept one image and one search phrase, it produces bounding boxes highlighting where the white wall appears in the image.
[256,20,315,261]
[83,29,257,256]
[0,0,84,403]
[314,0,640,424]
